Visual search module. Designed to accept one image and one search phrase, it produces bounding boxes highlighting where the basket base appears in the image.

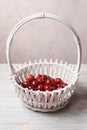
[22,99,71,112]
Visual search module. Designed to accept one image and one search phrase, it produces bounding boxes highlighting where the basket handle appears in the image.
[6,13,82,74]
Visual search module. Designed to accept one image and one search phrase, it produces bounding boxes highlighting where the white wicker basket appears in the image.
[6,13,82,112]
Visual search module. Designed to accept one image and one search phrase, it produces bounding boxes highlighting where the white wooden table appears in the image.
[0,64,87,130]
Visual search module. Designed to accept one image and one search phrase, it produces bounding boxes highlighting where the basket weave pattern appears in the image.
[12,59,78,112]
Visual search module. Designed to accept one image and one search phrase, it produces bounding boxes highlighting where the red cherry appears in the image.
[54,78,61,84]
[19,82,27,88]
[28,86,32,90]
[51,86,56,91]
[37,84,44,91]
[37,74,45,84]
[55,78,61,84]
[28,74,35,82]
[56,84,63,89]
[25,80,31,86]
[43,75,48,80]
[31,80,38,88]
[19,82,23,86]
[51,78,55,86]
[46,75,51,79]
[62,83,68,88]
[19,82,25,87]
[51,78,54,82]
[44,85,51,91]
[45,79,52,85]
[37,74,42,79]
[43,75,49,81]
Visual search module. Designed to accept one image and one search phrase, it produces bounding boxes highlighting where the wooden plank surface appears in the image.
[0,64,87,130]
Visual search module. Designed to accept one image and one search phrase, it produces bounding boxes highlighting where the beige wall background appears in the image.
[0,0,87,64]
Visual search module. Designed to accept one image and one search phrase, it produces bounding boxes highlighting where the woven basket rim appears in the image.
[14,61,80,75]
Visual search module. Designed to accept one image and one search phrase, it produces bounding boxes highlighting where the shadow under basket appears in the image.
[6,13,81,112]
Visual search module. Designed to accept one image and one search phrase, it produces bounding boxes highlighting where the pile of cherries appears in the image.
[19,74,68,91]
